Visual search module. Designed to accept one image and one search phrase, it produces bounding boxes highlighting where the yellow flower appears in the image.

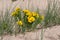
[26,12,32,16]
[27,16,31,20]
[32,12,39,18]
[17,20,23,26]
[11,11,18,16]
[36,14,39,18]
[28,17,35,23]
[15,7,20,11]
[41,16,44,20]
[23,10,33,16]
[32,12,37,16]
[23,10,30,13]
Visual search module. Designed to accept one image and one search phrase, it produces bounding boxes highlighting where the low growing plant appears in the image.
[11,7,44,33]
[0,9,13,35]
[44,0,60,27]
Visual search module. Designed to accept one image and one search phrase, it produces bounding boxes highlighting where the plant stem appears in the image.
[41,27,44,40]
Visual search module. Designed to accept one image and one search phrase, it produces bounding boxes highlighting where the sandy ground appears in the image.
[0,0,47,15]
[0,25,60,40]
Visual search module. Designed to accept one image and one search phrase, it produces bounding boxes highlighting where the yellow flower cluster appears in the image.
[23,10,41,23]
[17,20,23,26]
[11,7,45,32]
[23,10,39,17]
[11,8,44,25]
[11,7,20,16]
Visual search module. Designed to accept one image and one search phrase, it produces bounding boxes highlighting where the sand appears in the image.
[0,25,60,40]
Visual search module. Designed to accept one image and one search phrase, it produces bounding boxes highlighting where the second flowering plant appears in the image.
[11,7,44,33]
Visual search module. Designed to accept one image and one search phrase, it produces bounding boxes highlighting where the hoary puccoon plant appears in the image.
[11,7,44,33]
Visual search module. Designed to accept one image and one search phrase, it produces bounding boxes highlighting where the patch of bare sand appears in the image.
[0,25,60,40]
